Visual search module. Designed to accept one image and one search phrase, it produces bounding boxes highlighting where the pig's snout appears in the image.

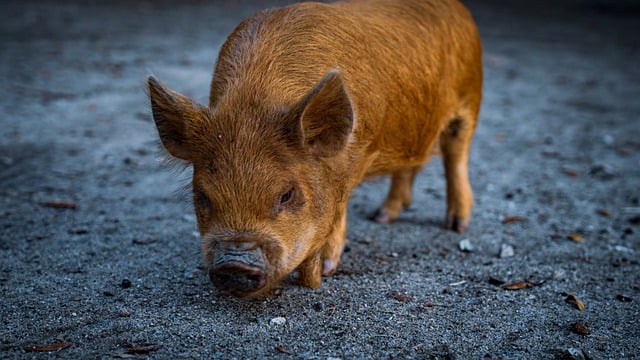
[209,242,267,296]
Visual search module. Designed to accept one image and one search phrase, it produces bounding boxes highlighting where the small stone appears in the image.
[553,269,566,280]
[589,164,616,181]
[270,317,286,326]
[121,279,132,288]
[499,244,515,258]
[564,348,587,360]
[458,239,475,252]
[616,294,632,302]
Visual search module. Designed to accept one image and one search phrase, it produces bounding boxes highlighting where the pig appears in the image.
[147,0,482,298]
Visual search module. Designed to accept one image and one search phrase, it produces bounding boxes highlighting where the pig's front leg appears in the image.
[297,206,347,288]
[320,207,347,276]
[298,252,322,289]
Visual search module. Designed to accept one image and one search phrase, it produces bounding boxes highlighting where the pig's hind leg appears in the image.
[439,106,478,233]
[371,165,422,223]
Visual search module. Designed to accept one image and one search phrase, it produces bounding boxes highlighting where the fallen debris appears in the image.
[567,234,584,243]
[502,216,527,224]
[392,293,412,303]
[616,294,632,302]
[125,345,157,354]
[276,346,292,355]
[571,322,590,336]
[41,201,78,210]
[24,342,72,352]
[501,282,534,290]
[565,294,585,311]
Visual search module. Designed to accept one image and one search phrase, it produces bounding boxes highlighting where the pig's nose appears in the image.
[209,262,266,295]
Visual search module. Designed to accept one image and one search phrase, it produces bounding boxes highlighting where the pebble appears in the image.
[499,244,515,258]
[564,348,588,360]
[458,239,475,252]
[553,269,566,280]
[270,317,286,326]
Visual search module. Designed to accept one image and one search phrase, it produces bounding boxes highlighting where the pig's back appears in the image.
[210,0,481,172]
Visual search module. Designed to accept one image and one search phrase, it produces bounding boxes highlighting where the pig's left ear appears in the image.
[147,76,202,161]
[297,70,354,157]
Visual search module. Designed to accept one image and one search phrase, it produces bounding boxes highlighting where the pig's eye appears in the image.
[280,188,294,205]
[276,188,295,212]
[195,189,211,213]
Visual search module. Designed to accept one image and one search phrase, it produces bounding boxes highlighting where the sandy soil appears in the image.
[1,0,638,358]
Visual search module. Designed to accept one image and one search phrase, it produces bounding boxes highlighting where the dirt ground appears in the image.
[1,0,639,359]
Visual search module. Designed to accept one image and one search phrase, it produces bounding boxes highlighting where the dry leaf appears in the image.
[562,168,580,177]
[276,346,292,355]
[567,234,584,243]
[502,216,527,224]
[42,201,78,210]
[596,209,612,217]
[393,294,412,303]
[501,282,533,290]
[565,294,585,311]
[132,238,156,245]
[126,345,157,354]
[571,322,590,335]
[24,342,72,352]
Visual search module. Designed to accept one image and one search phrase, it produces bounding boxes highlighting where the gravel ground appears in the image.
[1,1,639,359]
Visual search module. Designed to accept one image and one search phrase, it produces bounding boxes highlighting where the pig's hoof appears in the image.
[445,217,468,233]
[322,260,337,276]
[370,208,395,224]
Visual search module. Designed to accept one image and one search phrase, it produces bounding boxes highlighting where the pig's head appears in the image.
[147,71,354,298]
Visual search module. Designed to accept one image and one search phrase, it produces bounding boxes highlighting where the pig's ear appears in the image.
[147,76,200,161]
[298,70,354,157]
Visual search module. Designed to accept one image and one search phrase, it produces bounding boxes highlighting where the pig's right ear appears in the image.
[147,76,200,161]
[296,70,354,157]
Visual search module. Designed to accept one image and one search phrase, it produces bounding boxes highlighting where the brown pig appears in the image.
[148,0,482,298]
